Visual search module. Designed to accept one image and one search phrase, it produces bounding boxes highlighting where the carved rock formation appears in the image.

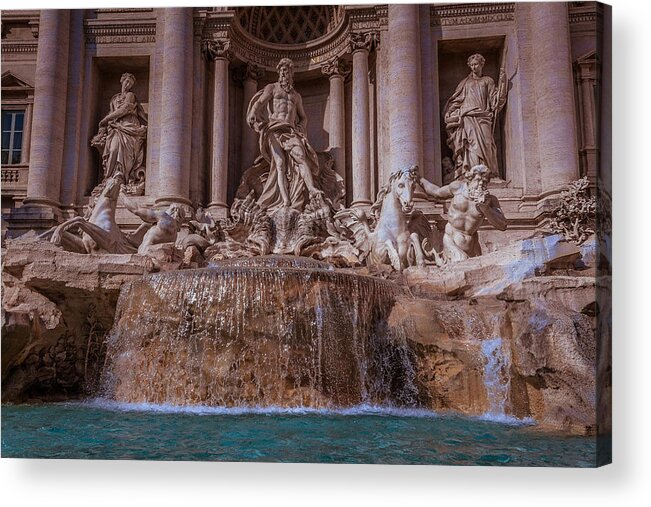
[548,176,597,244]
[1,237,154,401]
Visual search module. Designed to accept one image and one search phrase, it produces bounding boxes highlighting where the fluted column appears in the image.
[237,63,264,172]
[387,4,423,174]
[203,39,232,218]
[24,9,70,209]
[576,55,599,187]
[350,32,376,208]
[419,3,437,183]
[59,9,86,210]
[156,8,193,207]
[322,57,350,181]
[530,2,579,193]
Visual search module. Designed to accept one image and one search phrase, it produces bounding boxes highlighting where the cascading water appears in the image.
[100,256,420,408]
[480,337,512,417]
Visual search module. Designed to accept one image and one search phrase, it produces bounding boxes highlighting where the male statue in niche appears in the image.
[246,57,325,213]
[444,53,507,179]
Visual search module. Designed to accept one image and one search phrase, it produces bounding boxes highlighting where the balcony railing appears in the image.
[1,164,29,192]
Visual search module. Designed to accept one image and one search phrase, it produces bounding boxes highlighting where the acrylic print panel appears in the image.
[1,2,611,467]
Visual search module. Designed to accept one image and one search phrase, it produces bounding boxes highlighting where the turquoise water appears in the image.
[1,401,597,466]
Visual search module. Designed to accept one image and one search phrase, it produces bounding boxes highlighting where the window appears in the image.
[1,110,25,165]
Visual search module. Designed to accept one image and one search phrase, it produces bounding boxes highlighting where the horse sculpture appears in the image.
[49,172,140,254]
[333,165,438,271]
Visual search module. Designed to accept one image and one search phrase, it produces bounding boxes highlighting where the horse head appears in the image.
[102,172,126,200]
[389,164,420,214]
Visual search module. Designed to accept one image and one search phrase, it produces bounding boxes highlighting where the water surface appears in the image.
[1,401,597,466]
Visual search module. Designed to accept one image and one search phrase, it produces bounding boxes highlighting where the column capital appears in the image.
[349,31,379,54]
[321,56,351,79]
[201,38,232,62]
[233,62,265,85]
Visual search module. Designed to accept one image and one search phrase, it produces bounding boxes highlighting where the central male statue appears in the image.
[246,58,324,213]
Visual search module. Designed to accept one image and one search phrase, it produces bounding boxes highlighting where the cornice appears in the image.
[430,3,515,27]
[84,19,156,45]
[1,41,38,54]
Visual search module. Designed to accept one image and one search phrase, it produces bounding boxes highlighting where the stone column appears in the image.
[155,8,193,207]
[59,9,86,212]
[350,32,377,208]
[530,2,579,193]
[576,53,599,188]
[189,26,207,206]
[321,57,350,181]
[387,4,423,173]
[238,63,264,172]
[203,39,232,218]
[419,3,437,183]
[24,9,70,209]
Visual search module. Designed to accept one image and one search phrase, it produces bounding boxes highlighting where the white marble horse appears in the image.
[49,172,140,254]
[334,165,436,271]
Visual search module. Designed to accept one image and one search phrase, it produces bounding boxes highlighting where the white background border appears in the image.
[2,0,649,504]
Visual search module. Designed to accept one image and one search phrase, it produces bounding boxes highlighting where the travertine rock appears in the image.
[2,237,153,401]
[404,234,582,298]
[388,284,600,435]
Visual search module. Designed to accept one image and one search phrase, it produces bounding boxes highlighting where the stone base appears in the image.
[5,204,64,239]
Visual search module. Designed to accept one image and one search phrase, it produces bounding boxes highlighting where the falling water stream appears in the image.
[480,337,512,417]
[101,256,419,408]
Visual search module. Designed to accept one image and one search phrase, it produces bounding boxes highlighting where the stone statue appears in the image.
[444,54,507,179]
[333,165,435,271]
[120,196,185,256]
[419,164,507,263]
[246,58,325,213]
[442,156,455,184]
[91,72,148,195]
[48,172,138,254]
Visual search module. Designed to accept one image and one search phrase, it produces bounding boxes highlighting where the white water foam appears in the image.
[65,399,536,426]
[476,413,535,426]
[78,398,442,419]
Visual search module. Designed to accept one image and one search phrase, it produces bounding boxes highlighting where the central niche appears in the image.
[237,6,342,45]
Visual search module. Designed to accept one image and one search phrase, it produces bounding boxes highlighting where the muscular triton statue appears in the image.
[418,164,507,262]
[120,196,186,256]
[246,58,324,213]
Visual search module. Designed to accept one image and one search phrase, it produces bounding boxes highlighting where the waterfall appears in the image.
[100,256,419,409]
[480,337,511,417]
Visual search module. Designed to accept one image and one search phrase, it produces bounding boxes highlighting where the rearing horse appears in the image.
[50,172,138,254]
[335,165,432,271]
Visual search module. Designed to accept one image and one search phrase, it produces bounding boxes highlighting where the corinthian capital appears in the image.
[349,31,378,54]
[233,62,265,84]
[321,57,351,79]
[201,39,232,61]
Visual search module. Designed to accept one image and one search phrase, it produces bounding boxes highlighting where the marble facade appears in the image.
[1,4,609,251]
